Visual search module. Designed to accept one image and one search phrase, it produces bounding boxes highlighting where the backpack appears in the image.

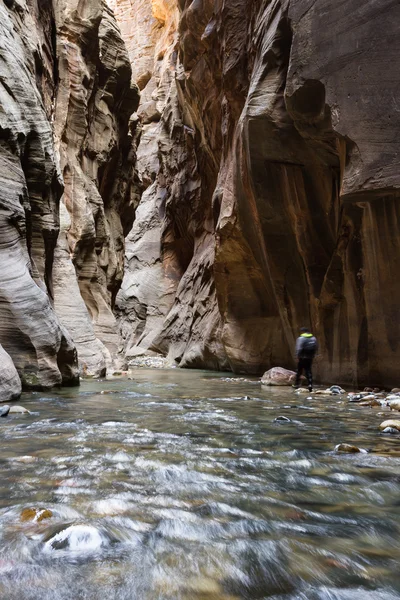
[302,337,317,357]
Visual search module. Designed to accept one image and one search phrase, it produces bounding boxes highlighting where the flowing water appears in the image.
[0,368,400,600]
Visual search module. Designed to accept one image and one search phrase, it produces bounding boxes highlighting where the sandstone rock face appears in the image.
[0,0,138,384]
[0,345,22,403]
[114,0,400,387]
[53,0,142,370]
[0,0,78,388]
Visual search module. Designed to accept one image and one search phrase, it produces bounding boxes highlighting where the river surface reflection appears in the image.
[0,368,399,599]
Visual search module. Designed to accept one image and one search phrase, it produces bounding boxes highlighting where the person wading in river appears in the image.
[294,327,318,392]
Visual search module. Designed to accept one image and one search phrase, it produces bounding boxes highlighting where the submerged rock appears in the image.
[21,508,53,522]
[9,406,30,414]
[261,368,297,386]
[334,444,367,454]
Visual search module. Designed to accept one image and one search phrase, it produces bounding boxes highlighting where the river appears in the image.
[0,368,399,599]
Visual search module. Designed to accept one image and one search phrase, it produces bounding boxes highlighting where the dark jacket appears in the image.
[296,334,318,359]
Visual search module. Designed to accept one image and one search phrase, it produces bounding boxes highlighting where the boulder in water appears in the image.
[274,416,291,423]
[379,419,400,431]
[43,524,106,554]
[389,399,400,412]
[261,367,297,386]
[391,388,400,393]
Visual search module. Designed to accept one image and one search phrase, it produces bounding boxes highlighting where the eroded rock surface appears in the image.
[114,0,400,387]
[0,0,78,388]
[53,0,141,371]
[0,0,139,383]
[0,345,21,403]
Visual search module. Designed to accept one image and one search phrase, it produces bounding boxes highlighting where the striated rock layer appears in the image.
[52,0,142,376]
[115,0,400,387]
[0,0,78,388]
[0,0,139,385]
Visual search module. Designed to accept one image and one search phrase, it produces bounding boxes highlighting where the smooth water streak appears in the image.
[0,368,399,599]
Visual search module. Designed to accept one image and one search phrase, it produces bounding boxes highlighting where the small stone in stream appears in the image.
[334,443,367,453]
[295,387,308,393]
[379,419,400,431]
[382,427,399,434]
[348,394,363,402]
[274,416,291,422]
[329,386,345,395]
[360,398,381,407]
[0,405,10,417]
[21,507,53,522]
[364,387,374,393]
[8,406,30,414]
[391,388,400,393]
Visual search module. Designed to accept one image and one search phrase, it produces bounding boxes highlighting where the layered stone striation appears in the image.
[0,0,78,389]
[0,0,139,387]
[53,0,141,376]
[115,0,400,387]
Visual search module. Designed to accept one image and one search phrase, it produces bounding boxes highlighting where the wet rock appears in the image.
[382,427,399,434]
[379,420,400,431]
[359,395,381,407]
[334,444,367,454]
[388,399,400,411]
[363,387,374,393]
[295,387,308,393]
[0,405,10,417]
[391,388,400,393]
[8,406,30,414]
[261,368,297,386]
[348,393,364,402]
[43,524,107,554]
[21,508,52,522]
[328,386,346,395]
[274,416,291,423]
[0,346,22,403]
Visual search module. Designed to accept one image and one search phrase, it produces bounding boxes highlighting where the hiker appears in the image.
[294,327,318,392]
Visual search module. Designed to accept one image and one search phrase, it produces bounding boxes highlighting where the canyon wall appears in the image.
[52,0,141,376]
[0,0,139,387]
[0,0,78,389]
[115,0,400,387]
